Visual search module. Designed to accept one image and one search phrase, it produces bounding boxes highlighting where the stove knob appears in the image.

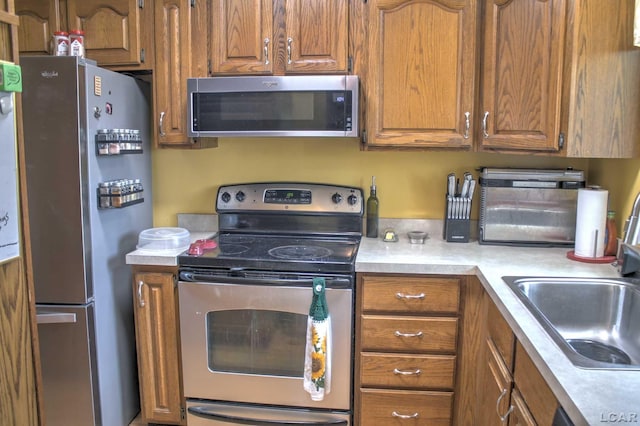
[236,191,246,202]
[348,194,358,205]
[331,193,342,204]
[221,192,231,203]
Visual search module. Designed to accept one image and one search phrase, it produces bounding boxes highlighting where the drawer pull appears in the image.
[395,292,425,300]
[496,388,514,423]
[393,368,421,376]
[394,330,423,338]
[392,411,419,420]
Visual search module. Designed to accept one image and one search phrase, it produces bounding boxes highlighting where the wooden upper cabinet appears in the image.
[66,0,143,66]
[210,0,273,74]
[210,0,348,75]
[16,0,62,55]
[363,0,477,148]
[478,0,566,153]
[284,0,348,73]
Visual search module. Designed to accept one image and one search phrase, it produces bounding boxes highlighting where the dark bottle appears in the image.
[366,176,379,238]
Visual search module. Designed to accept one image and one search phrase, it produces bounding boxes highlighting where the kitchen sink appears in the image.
[502,276,640,369]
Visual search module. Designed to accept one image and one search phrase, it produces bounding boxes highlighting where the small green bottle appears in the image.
[366,176,379,238]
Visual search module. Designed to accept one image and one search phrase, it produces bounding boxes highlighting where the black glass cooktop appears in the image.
[178,233,360,274]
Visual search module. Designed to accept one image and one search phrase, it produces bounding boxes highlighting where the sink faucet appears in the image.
[623,192,640,245]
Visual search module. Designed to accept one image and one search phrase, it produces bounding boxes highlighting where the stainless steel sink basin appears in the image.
[502,276,640,369]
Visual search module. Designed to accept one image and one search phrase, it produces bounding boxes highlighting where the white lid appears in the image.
[137,227,190,252]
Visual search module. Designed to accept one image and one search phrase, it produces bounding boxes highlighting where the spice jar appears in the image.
[69,30,85,57]
[51,31,69,56]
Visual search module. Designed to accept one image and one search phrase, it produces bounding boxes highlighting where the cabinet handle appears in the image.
[263,37,270,65]
[482,111,490,138]
[137,280,145,308]
[464,111,470,139]
[287,37,293,64]
[159,111,166,137]
[496,388,514,423]
[394,330,423,338]
[392,411,419,419]
[393,368,421,376]
[396,292,425,300]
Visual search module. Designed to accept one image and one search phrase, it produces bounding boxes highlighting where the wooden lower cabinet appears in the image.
[131,266,185,425]
[477,291,561,426]
[355,274,476,425]
[359,389,453,426]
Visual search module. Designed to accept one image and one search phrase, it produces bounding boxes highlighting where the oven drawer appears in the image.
[361,276,460,314]
[360,353,456,390]
[359,389,453,426]
[360,315,458,353]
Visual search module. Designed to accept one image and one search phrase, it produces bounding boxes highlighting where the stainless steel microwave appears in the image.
[187,75,358,138]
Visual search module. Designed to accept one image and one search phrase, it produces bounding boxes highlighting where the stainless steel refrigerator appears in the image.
[20,56,153,426]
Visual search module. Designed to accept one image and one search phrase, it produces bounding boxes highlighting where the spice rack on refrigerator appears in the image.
[443,172,475,243]
[95,128,145,209]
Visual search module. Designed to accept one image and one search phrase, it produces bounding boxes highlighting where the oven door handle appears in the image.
[188,405,348,425]
[179,272,352,289]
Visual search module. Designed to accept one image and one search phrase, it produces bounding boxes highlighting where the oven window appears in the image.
[206,309,307,377]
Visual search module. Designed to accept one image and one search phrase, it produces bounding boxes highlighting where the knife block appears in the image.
[443,196,470,243]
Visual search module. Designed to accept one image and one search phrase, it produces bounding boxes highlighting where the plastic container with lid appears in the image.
[137,227,190,253]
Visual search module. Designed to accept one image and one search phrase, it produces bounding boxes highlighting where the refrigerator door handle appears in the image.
[37,312,78,324]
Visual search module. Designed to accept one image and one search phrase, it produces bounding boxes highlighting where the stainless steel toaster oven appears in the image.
[479,168,586,246]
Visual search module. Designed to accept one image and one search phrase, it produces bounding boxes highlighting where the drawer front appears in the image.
[360,353,456,390]
[361,316,458,353]
[486,294,515,370]
[359,388,453,426]
[361,276,460,314]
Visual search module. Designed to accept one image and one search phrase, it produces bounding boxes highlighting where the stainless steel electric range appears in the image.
[178,182,363,426]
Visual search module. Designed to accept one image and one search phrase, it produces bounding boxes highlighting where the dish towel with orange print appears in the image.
[303,277,331,401]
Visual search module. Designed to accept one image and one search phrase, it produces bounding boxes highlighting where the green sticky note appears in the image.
[0,62,22,92]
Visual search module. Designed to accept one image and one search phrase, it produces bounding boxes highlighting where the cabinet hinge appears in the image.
[140,48,145,63]
[191,0,195,7]
[348,56,353,73]
[207,59,212,76]
[558,132,565,150]
[361,130,367,144]
[138,0,144,8]
[181,406,186,420]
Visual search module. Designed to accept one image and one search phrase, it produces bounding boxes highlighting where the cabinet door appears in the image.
[16,0,62,55]
[66,0,143,66]
[132,272,184,424]
[284,0,348,73]
[478,339,514,425]
[509,389,536,426]
[210,0,273,74]
[154,0,193,146]
[364,0,477,148]
[479,0,566,152]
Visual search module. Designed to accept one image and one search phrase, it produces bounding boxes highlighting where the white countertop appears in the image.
[126,218,639,424]
[357,221,639,426]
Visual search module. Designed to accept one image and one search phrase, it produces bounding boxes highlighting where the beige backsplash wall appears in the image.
[150,137,610,227]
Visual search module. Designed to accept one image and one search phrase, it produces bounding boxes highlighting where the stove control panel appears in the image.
[216,182,364,214]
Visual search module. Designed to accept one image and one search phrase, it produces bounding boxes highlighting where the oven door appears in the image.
[178,272,353,411]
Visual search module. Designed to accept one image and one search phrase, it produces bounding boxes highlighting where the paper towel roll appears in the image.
[574,188,608,258]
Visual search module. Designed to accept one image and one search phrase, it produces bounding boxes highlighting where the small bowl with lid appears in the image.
[408,231,428,244]
[137,227,191,253]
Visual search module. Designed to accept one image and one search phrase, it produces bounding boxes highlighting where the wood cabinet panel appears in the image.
[132,271,184,424]
[513,341,558,425]
[361,275,460,314]
[486,295,515,371]
[284,0,347,73]
[361,315,458,353]
[15,0,61,55]
[362,0,477,148]
[360,353,456,390]
[509,389,536,426]
[479,0,566,152]
[66,0,143,66]
[359,388,453,426]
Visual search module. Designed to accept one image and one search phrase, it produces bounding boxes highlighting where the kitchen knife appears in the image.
[447,173,456,197]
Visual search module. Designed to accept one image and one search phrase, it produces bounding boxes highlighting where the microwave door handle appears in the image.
[188,406,348,426]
